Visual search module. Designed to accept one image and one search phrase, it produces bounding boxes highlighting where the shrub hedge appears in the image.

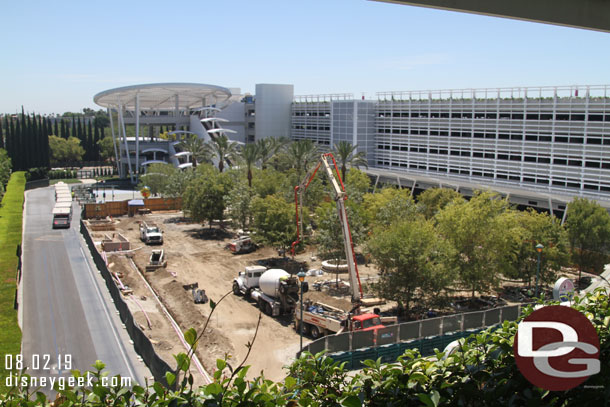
[1,288,608,406]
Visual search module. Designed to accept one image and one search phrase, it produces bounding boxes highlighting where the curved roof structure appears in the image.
[94,83,232,110]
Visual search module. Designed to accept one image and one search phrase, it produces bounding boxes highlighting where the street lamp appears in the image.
[297,270,306,354]
[535,244,544,297]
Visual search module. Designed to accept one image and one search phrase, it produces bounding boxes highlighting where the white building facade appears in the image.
[291,85,610,204]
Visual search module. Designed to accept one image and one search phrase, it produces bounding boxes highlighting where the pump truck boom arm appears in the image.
[291,153,363,305]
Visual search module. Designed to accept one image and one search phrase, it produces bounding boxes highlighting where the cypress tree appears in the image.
[38,116,46,168]
[30,114,38,169]
[87,120,93,161]
[7,116,14,159]
[61,119,67,139]
[1,116,8,151]
[71,117,76,139]
[0,116,3,150]
[54,118,59,137]
[14,119,22,170]
[93,123,100,161]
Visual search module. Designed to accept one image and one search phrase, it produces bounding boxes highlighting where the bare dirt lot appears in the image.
[92,211,381,384]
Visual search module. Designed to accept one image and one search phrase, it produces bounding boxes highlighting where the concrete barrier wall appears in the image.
[25,178,50,190]
[80,220,173,387]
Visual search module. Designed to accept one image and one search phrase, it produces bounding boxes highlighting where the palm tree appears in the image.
[240,143,260,187]
[178,135,210,167]
[256,137,289,170]
[256,138,273,170]
[332,141,368,182]
[205,134,239,172]
[284,139,319,180]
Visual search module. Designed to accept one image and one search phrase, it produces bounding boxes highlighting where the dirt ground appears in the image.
[92,211,381,384]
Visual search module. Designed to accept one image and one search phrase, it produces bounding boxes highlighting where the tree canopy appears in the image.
[183,165,233,227]
[566,197,610,280]
[367,217,455,311]
[48,135,85,164]
[251,194,296,254]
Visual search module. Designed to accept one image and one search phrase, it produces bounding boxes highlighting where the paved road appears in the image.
[19,186,151,392]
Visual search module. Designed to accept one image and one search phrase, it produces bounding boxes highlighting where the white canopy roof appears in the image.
[94,83,232,110]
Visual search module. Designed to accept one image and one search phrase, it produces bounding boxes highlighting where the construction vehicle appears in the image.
[227,235,256,254]
[140,222,163,245]
[292,153,388,339]
[146,249,167,272]
[233,266,301,316]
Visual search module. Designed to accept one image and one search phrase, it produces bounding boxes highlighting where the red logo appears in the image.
[514,306,600,391]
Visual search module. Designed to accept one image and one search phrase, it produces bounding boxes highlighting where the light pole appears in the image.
[297,270,306,354]
[535,244,544,297]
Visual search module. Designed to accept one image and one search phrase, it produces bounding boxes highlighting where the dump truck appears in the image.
[232,266,301,316]
[292,153,392,339]
[140,222,163,245]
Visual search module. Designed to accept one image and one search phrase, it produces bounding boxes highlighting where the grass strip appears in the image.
[0,172,26,390]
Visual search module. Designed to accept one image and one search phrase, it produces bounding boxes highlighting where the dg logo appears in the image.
[514,305,600,391]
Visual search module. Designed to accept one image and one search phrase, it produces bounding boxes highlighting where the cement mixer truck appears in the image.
[233,266,301,317]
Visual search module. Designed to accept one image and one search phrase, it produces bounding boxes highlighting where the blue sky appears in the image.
[2,0,609,114]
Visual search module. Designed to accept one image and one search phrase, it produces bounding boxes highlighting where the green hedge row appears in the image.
[0,172,25,391]
[48,170,77,179]
[2,289,608,406]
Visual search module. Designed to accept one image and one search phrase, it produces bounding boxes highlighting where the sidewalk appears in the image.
[583,264,610,293]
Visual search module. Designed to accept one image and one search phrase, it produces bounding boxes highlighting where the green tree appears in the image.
[48,135,85,165]
[138,163,177,196]
[367,217,455,312]
[205,134,239,172]
[239,143,260,187]
[256,137,287,170]
[0,149,12,197]
[331,140,368,182]
[279,139,318,180]
[435,191,513,298]
[251,168,284,198]
[178,135,210,167]
[227,181,254,231]
[97,135,115,162]
[344,168,371,204]
[183,165,233,228]
[417,187,464,220]
[251,194,295,255]
[504,209,570,287]
[165,168,197,198]
[315,201,366,284]
[93,109,110,128]
[363,187,418,227]
[565,197,610,281]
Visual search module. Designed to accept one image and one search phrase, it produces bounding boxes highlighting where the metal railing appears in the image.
[300,304,523,359]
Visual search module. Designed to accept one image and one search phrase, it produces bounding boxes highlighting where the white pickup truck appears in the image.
[139,222,163,245]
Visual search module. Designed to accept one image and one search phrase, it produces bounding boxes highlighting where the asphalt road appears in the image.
[19,186,151,392]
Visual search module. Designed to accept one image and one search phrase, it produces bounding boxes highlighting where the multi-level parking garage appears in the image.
[292,85,610,210]
[375,85,610,197]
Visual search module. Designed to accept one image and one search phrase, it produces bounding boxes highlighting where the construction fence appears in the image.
[82,198,182,219]
[300,304,524,370]
[80,220,174,387]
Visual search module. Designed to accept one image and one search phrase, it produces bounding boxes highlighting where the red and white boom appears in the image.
[291,153,363,305]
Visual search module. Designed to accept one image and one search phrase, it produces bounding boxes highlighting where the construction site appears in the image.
[83,209,389,384]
